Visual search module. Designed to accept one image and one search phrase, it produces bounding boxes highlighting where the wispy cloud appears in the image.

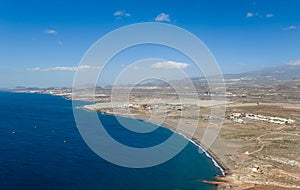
[286,60,300,66]
[155,13,170,22]
[284,25,300,30]
[265,13,274,18]
[151,61,189,69]
[246,12,274,19]
[114,10,123,17]
[44,29,58,35]
[28,67,75,72]
[113,10,130,18]
[246,12,254,18]
[27,65,99,72]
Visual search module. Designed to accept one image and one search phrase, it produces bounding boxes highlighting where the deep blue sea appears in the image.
[0,91,222,190]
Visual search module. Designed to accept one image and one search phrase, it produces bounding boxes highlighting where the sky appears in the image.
[0,0,299,88]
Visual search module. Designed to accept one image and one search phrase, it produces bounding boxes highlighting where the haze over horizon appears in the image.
[0,0,299,88]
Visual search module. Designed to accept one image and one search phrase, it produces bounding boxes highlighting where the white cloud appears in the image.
[247,12,274,19]
[286,60,300,66]
[151,61,189,69]
[284,25,299,30]
[27,65,99,72]
[28,67,42,71]
[265,13,274,18]
[114,10,124,17]
[155,13,170,22]
[246,12,254,18]
[113,10,130,18]
[28,66,76,72]
[44,29,57,35]
[77,65,99,71]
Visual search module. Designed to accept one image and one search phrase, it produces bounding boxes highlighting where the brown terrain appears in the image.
[87,102,300,189]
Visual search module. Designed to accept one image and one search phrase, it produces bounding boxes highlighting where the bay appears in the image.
[0,91,221,190]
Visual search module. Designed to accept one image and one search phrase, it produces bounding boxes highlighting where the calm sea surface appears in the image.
[0,91,222,190]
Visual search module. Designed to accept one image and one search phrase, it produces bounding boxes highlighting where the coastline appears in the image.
[7,85,300,189]
[83,107,228,177]
[1,90,230,190]
[164,124,226,176]
[9,90,231,187]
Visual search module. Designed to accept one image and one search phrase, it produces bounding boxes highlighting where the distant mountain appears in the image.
[136,79,170,87]
[241,65,300,80]
[198,65,300,81]
[135,65,300,87]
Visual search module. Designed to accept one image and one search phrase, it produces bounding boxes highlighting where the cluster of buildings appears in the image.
[117,103,182,111]
[118,103,155,110]
[229,112,294,125]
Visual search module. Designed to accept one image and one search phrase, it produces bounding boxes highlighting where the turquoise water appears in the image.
[0,91,222,190]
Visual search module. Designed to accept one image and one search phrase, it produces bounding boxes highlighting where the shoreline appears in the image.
[85,107,228,177]
[7,84,300,188]
[11,91,230,186]
[164,125,226,176]
[15,90,300,188]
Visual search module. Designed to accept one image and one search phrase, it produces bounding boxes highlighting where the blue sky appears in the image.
[0,0,299,87]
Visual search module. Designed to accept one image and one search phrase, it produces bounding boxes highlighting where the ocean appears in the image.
[0,91,222,190]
